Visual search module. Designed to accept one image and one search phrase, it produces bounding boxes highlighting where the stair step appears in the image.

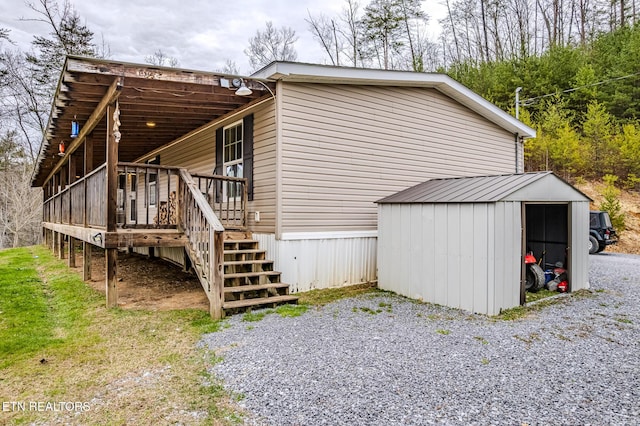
[224,249,265,255]
[224,239,257,244]
[224,259,272,266]
[223,283,289,293]
[223,295,299,310]
[224,271,281,279]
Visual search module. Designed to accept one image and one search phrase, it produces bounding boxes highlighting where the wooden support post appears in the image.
[105,248,118,308]
[68,237,76,267]
[210,231,224,319]
[105,103,119,309]
[60,164,67,189]
[85,137,94,173]
[182,248,191,272]
[51,231,57,253]
[83,242,92,281]
[84,139,93,228]
[68,155,75,225]
[58,232,65,259]
[106,103,118,233]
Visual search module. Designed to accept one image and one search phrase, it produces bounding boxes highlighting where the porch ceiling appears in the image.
[32,56,275,187]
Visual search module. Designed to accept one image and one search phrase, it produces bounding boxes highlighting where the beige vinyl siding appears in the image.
[141,101,277,233]
[250,102,277,233]
[279,83,520,233]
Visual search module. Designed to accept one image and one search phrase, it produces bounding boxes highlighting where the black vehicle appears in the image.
[589,210,618,254]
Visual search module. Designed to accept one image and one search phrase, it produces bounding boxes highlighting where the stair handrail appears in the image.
[178,168,225,318]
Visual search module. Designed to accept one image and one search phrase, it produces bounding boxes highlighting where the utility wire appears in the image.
[520,71,640,106]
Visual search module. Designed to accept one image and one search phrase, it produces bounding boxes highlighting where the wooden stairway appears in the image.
[222,236,298,314]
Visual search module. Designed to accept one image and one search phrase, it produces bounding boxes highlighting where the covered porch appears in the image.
[32,56,290,318]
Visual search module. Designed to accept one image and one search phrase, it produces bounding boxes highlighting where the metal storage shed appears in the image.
[376,172,591,315]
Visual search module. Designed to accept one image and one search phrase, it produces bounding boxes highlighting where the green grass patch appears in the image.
[525,288,558,303]
[354,306,382,314]
[0,246,242,425]
[241,309,273,322]
[474,336,489,345]
[436,329,451,335]
[497,290,594,321]
[297,282,377,306]
[275,304,308,318]
[0,246,101,368]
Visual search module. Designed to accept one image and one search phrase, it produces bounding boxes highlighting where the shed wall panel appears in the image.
[569,201,590,290]
[433,205,449,305]
[378,202,520,315]
[492,201,522,314]
[280,83,520,233]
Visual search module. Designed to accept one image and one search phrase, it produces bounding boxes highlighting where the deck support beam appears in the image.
[83,242,92,281]
[210,231,224,319]
[105,248,118,308]
[105,101,119,309]
[68,237,76,267]
[58,232,65,259]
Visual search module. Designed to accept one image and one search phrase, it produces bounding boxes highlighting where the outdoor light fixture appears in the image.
[70,120,79,138]
[234,79,253,96]
[58,141,65,156]
[146,121,156,128]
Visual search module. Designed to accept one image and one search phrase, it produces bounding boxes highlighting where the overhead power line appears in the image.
[520,71,640,106]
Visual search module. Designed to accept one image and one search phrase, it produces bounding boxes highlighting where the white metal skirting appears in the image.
[253,233,377,293]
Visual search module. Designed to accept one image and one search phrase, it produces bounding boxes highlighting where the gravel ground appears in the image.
[200,252,640,425]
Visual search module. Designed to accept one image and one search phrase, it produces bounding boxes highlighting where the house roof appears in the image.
[252,62,536,139]
[31,56,275,187]
[376,172,591,204]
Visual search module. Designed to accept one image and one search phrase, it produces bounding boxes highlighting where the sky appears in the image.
[0,0,445,75]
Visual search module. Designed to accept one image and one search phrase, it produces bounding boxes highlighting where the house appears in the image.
[32,57,536,318]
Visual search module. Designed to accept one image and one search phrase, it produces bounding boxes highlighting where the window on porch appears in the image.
[223,121,243,199]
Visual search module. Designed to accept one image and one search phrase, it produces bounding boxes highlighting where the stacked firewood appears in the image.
[154,191,177,225]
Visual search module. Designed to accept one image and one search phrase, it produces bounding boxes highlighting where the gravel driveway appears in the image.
[200,253,640,425]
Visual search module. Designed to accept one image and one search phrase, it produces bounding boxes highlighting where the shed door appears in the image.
[523,203,570,302]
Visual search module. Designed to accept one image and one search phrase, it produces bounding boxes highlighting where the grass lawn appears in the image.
[0,246,240,425]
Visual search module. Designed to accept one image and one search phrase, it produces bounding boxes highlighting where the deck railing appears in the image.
[179,169,225,317]
[191,172,247,230]
[116,162,182,228]
[43,164,107,228]
[42,162,247,232]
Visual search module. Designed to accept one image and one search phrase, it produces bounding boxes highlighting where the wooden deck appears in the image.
[41,162,295,318]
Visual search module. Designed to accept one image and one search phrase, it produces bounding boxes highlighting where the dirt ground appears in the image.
[69,248,209,311]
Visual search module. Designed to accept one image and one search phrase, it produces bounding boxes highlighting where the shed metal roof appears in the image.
[376,172,590,204]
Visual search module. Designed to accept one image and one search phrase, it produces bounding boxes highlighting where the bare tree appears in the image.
[245,21,298,71]
[307,11,343,65]
[0,0,101,247]
[145,49,179,67]
[339,0,365,67]
[0,130,41,248]
[0,163,42,248]
[217,59,239,75]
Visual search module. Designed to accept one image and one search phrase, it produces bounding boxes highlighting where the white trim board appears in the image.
[279,230,378,241]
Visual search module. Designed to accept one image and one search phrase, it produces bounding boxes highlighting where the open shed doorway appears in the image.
[524,203,570,301]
